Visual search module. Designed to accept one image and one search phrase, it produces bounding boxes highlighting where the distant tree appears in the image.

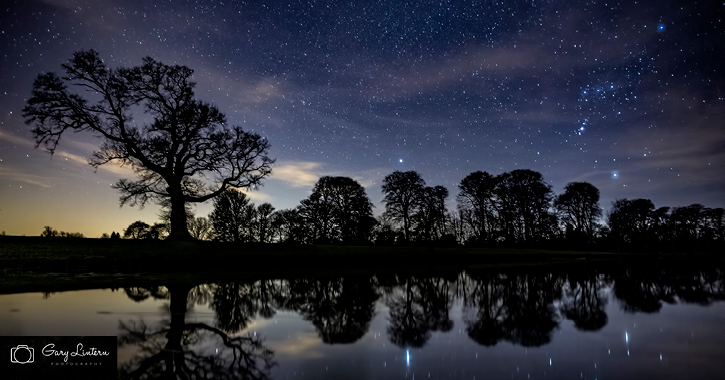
[494,169,554,243]
[254,203,276,243]
[209,189,254,242]
[23,50,274,240]
[100,232,111,239]
[445,209,475,245]
[188,216,213,241]
[124,221,151,239]
[414,185,449,241]
[56,230,84,238]
[705,207,725,249]
[457,171,498,243]
[554,182,602,242]
[145,223,168,240]
[269,208,302,243]
[382,171,426,242]
[649,206,672,249]
[110,231,120,239]
[372,214,400,245]
[41,226,58,237]
[607,198,655,250]
[297,176,375,244]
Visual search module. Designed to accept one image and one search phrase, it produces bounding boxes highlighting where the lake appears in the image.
[1,265,723,379]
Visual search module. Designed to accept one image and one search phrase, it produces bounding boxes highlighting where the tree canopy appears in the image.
[297,176,375,244]
[381,171,426,242]
[23,50,274,240]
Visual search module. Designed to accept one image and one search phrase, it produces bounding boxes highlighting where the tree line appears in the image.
[125,169,718,254]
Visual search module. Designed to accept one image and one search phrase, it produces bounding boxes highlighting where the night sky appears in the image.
[1,0,723,237]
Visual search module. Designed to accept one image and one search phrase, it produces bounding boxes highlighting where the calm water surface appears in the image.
[1,267,723,379]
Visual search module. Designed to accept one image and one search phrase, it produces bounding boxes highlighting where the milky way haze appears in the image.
[1,0,723,237]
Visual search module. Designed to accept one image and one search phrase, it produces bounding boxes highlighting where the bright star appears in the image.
[613,172,619,178]
[399,159,403,163]
[658,24,665,31]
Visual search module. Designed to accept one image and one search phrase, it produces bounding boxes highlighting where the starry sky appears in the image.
[1,0,723,237]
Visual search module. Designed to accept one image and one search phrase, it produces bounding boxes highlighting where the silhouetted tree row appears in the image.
[209,189,279,243]
[606,199,725,253]
[191,168,724,252]
[40,226,84,238]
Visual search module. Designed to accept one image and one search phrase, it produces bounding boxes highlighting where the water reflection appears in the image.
[119,284,274,379]
[288,277,378,344]
[561,271,609,331]
[461,272,561,347]
[380,275,456,348]
[613,267,725,313]
[110,266,724,379]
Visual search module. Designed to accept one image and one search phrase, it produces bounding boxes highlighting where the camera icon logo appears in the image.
[10,345,34,364]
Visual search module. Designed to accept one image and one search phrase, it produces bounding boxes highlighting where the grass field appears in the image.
[0,235,718,293]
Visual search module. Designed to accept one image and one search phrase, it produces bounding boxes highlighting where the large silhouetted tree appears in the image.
[298,176,375,244]
[382,171,425,242]
[495,169,554,243]
[23,50,274,240]
[457,171,498,244]
[414,185,449,241]
[554,182,602,242]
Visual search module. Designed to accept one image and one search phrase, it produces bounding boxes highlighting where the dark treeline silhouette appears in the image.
[194,168,723,253]
[40,225,84,238]
[39,167,724,253]
[115,265,724,375]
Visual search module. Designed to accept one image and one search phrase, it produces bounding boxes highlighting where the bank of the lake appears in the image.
[1,235,720,294]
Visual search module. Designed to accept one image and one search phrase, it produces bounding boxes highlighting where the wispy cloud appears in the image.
[0,167,53,188]
[0,132,35,149]
[238,188,274,204]
[271,161,324,188]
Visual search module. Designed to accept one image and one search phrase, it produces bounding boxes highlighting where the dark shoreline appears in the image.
[1,236,721,294]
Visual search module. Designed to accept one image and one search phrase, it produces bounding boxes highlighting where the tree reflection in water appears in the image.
[381,275,456,348]
[116,265,725,378]
[118,284,275,380]
[288,277,379,344]
[613,266,725,313]
[461,272,562,347]
[561,272,610,331]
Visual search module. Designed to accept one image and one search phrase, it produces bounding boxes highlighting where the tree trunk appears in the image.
[168,192,193,241]
[164,285,192,377]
